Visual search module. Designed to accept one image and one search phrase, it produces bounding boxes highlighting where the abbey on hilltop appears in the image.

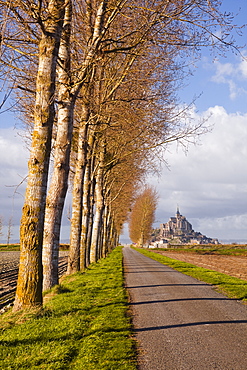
[153,207,219,246]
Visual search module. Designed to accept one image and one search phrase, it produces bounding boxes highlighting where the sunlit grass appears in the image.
[155,246,247,256]
[0,247,137,369]
[0,244,20,251]
[133,247,247,303]
[0,244,69,251]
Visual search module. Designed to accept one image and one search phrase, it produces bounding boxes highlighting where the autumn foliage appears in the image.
[129,187,158,247]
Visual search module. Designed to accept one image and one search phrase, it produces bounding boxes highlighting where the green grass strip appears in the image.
[158,247,247,256]
[133,247,247,303]
[0,244,20,251]
[0,247,137,370]
[0,245,70,251]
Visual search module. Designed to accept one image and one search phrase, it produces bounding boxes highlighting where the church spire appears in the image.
[176,205,180,217]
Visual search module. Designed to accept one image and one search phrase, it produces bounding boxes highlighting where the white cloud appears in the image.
[0,126,73,242]
[210,56,247,100]
[239,58,247,78]
[149,106,247,241]
[211,61,236,83]
[0,127,28,239]
[163,106,247,185]
[192,214,247,241]
[0,128,28,167]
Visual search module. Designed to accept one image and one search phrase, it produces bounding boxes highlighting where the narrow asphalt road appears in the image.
[123,247,247,370]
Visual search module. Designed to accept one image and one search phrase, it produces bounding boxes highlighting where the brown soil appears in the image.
[153,250,247,281]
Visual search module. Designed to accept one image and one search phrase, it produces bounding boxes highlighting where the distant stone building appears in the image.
[160,207,193,238]
[157,207,219,245]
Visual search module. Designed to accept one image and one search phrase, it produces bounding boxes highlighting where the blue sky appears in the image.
[137,0,247,243]
[0,1,247,243]
[147,0,247,243]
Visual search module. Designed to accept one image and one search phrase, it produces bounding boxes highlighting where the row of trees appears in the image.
[0,0,240,310]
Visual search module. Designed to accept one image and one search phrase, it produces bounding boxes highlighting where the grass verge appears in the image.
[133,247,247,303]
[0,244,69,252]
[0,244,20,251]
[155,246,247,256]
[0,247,137,370]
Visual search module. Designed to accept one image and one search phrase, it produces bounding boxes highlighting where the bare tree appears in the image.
[6,216,13,245]
[0,215,4,242]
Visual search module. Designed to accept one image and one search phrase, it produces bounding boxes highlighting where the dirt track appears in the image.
[153,250,247,281]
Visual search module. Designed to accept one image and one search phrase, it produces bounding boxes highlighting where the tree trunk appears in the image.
[85,174,95,267]
[42,0,73,291]
[66,120,91,274]
[14,0,65,311]
[110,217,117,251]
[90,141,105,263]
[79,156,92,271]
[102,206,108,258]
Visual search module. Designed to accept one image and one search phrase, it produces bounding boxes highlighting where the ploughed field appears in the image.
[153,249,247,281]
[0,251,68,312]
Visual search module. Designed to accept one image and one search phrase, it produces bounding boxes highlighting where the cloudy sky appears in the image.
[0,0,247,243]
[151,105,247,242]
[148,0,247,243]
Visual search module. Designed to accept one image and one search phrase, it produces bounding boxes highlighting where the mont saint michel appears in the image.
[154,208,219,246]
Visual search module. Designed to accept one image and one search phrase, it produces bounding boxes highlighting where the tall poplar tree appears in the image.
[42,0,73,292]
[14,0,65,310]
[129,187,158,247]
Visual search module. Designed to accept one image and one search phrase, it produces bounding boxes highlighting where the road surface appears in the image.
[123,247,247,370]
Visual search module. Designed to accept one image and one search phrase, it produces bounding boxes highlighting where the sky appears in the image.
[146,0,247,243]
[0,1,247,244]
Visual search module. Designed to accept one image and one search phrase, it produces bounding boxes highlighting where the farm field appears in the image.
[1,245,246,281]
[0,251,68,312]
[152,248,247,281]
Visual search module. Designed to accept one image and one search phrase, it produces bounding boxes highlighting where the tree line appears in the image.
[0,0,240,311]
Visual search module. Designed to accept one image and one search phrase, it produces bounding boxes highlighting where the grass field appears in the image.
[0,244,70,252]
[0,246,136,370]
[155,245,247,256]
[0,244,20,251]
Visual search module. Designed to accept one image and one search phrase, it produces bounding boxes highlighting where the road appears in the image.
[123,247,247,370]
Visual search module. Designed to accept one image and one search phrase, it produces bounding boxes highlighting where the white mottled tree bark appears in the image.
[14,0,65,311]
[66,115,90,274]
[42,0,73,291]
[90,140,105,263]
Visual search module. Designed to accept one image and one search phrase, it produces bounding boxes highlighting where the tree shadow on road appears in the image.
[134,320,247,332]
